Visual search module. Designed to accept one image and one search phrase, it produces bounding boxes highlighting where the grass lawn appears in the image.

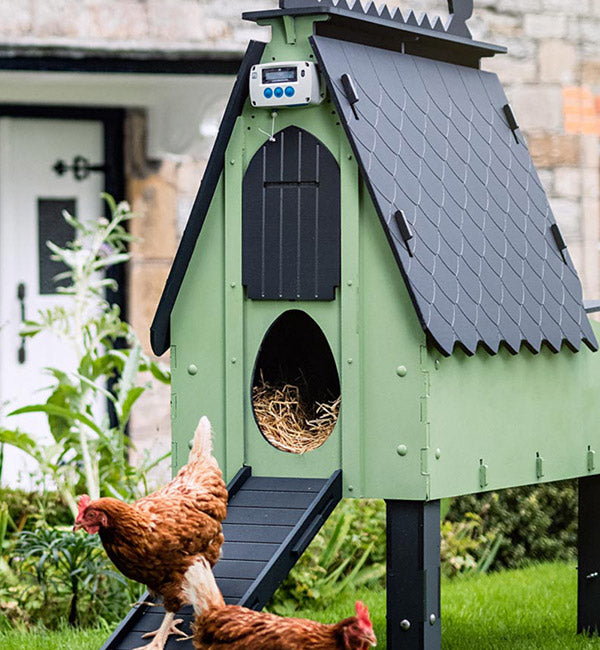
[2,562,598,649]
[277,562,599,650]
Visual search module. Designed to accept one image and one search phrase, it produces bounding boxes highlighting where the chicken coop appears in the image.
[103,1,600,649]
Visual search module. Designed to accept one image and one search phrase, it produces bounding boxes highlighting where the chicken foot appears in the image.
[133,612,188,650]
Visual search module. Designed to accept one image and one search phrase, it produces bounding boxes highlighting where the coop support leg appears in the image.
[578,475,600,635]
[386,499,441,650]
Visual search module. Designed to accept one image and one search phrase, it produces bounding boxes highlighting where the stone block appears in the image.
[498,0,541,14]
[581,134,600,167]
[128,261,172,355]
[582,60,600,86]
[539,40,577,84]
[485,12,523,38]
[147,0,214,42]
[581,196,600,296]
[554,167,582,198]
[0,0,32,36]
[501,36,537,60]
[524,13,567,39]
[129,371,171,488]
[528,133,581,167]
[581,20,600,45]
[128,174,178,261]
[84,0,149,40]
[483,56,536,84]
[507,85,563,131]
[550,197,582,241]
[541,0,590,15]
[537,169,554,194]
[583,168,600,198]
[31,0,88,38]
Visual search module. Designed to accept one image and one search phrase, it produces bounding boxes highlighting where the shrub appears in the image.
[5,527,141,629]
[448,480,578,570]
[270,499,386,612]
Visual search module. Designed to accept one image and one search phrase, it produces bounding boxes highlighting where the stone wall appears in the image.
[0,0,276,51]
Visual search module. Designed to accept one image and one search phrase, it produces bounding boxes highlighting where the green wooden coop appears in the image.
[103,1,600,649]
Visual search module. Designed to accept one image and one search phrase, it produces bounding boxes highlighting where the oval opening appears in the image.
[252,310,341,454]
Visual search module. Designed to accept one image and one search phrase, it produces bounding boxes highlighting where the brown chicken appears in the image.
[74,417,228,650]
[182,557,377,650]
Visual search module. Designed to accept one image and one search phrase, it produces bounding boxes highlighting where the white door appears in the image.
[0,118,104,489]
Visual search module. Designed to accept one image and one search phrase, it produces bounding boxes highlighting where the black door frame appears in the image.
[0,104,126,319]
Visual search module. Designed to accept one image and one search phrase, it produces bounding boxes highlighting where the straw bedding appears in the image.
[252,377,341,454]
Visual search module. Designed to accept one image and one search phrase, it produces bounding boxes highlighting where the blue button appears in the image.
[263,87,273,99]
[285,86,295,97]
[274,86,284,98]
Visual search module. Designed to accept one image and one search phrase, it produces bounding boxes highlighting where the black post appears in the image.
[386,499,441,650]
[578,475,600,635]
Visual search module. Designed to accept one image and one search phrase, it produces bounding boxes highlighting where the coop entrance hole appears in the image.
[252,310,341,454]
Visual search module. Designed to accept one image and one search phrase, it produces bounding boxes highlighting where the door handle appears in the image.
[17,283,26,364]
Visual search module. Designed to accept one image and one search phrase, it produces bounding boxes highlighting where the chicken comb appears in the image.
[355,601,373,630]
[76,494,91,519]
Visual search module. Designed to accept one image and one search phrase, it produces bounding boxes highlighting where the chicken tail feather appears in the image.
[182,557,225,616]
[189,416,214,463]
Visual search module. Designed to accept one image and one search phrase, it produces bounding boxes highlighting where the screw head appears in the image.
[347,358,353,364]
[429,614,437,625]
[397,365,408,377]
[400,619,411,631]
[348,485,354,492]
[435,359,440,369]
[435,448,441,459]
[397,445,408,457]
[187,364,198,376]
[231,358,237,364]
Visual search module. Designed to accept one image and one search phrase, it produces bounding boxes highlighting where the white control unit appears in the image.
[249,61,325,108]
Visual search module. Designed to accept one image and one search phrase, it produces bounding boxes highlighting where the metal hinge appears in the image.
[479,459,489,489]
[588,446,596,472]
[171,441,178,473]
[170,393,177,420]
[536,452,544,479]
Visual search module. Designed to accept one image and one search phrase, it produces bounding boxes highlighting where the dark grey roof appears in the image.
[311,35,597,355]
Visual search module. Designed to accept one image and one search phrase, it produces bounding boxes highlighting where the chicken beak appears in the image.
[73,522,82,532]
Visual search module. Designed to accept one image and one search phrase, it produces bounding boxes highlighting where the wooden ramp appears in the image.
[100,467,342,650]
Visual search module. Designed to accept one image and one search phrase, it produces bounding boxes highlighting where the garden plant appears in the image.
[0,196,169,630]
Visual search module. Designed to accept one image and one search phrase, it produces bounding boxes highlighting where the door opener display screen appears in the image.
[250,61,324,108]
[262,66,298,85]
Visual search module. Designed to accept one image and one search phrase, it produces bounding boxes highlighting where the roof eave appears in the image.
[243,7,506,58]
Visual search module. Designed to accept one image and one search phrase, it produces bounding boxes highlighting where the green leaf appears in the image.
[145,361,171,385]
[0,428,41,461]
[8,404,102,436]
[119,386,145,424]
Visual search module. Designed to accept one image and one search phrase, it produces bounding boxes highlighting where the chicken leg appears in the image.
[133,612,188,650]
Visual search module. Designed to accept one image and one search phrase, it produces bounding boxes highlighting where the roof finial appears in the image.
[447,0,473,38]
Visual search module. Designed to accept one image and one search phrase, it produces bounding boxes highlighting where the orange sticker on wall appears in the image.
[563,86,600,136]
